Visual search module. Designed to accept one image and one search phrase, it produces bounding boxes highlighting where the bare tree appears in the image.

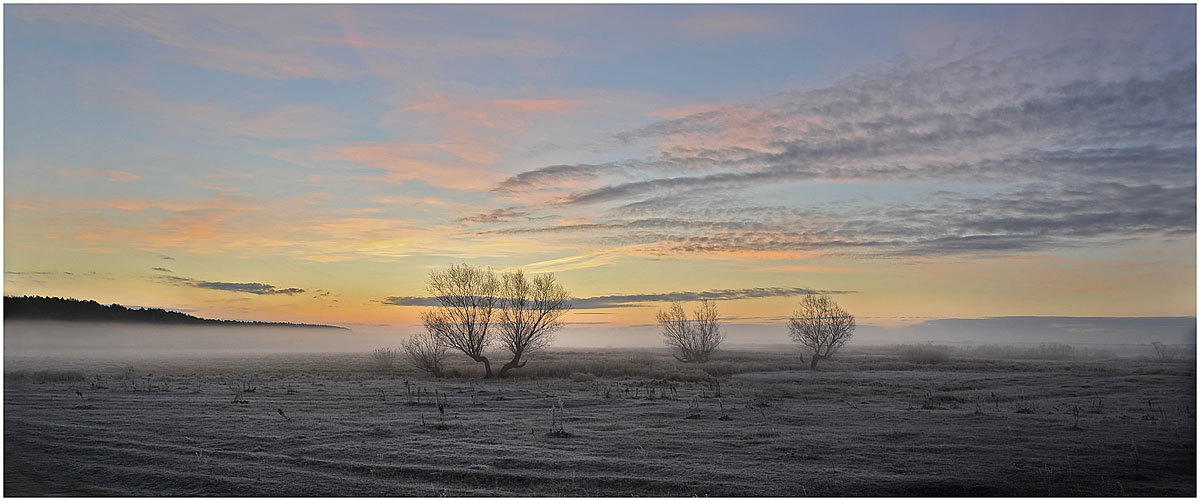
[402,332,447,377]
[658,299,724,363]
[495,270,571,378]
[787,295,855,369]
[421,263,500,378]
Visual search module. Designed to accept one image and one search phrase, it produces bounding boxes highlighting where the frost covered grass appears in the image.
[5,349,1195,496]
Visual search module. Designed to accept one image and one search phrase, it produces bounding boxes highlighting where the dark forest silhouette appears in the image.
[4,296,346,329]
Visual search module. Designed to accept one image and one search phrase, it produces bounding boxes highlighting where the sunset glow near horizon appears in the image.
[4,5,1196,344]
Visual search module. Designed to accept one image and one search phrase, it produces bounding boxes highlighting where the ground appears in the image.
[4,349,1195,496]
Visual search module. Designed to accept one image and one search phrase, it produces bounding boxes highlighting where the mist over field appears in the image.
[3,321,396,358]
[6,316,1195,358]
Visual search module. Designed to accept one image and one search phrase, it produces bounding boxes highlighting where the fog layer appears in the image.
[6,316,1194,358]
[3,321,395,358]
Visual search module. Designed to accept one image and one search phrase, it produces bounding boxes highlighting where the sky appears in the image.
[3,4,1196,347]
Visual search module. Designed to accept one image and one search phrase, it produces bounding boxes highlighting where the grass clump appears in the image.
[546,398,573,438]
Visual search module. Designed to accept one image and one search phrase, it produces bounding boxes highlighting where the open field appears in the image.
[5,349,1195,496]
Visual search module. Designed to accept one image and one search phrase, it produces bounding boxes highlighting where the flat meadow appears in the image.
[4,346,1195,496]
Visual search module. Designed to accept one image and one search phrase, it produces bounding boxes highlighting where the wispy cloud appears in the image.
[57,168,140,183]
[510,64,1195,204]
[228,105,354,140]
[494,162,618,193]
[160,275,306,295]
[478,180,1196,258]
[480,41,1195,260]
[458,207,529,224]
[677,9,787,38]
[5,271,76,276]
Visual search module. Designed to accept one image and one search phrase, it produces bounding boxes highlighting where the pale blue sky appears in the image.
[4,5,1195,339]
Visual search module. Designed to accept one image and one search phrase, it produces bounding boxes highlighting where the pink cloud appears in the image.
[81,74,352,141]
[373,93,589,176]
[303,36,403,50]
[100,195,249,212]
[56,168,140,183]
[229,105,352,140]
[678,9,788,38]
[651,104,806,156]
[404,94,582,132]
[106,171,141,182]
[330,143,502,190]
[649,103,733,120]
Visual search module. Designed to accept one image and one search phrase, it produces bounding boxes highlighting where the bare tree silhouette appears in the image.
[421,263,500,378]
[496,270,571,378]
[658,299,724,363]
[787,295,855,369]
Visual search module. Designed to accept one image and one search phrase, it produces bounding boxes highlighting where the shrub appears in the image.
[1152,342,1182,362]
[371,347,398,370]
[402,332,448,377]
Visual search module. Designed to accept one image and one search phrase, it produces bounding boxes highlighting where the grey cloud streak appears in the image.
[159,276,306,295]
[569,287,854,309]
[478,40,1195,259]
[458,207,530,223]
[485,181,1195,257]
[497,48,1194,202]
[382,286,852,310]
[495,163,615,192]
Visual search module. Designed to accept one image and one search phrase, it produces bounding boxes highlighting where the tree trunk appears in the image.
[498,353,527,378]
[472,355,493,379]
[810,353,822,370]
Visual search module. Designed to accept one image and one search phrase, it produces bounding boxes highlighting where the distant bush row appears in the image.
[889,342,1186,364]
[7,369,87,383]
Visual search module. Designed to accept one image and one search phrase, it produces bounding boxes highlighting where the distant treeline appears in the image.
[3,296,347,330]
